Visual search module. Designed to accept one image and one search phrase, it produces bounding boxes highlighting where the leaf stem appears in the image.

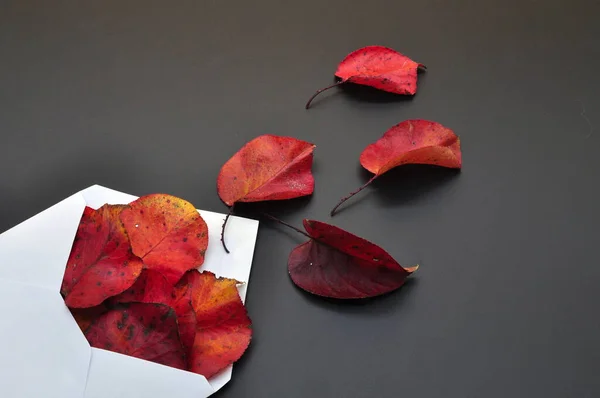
[262,213,312,239]
[330,176,377,216]
[221,203,235,253]
[305,80,347,109]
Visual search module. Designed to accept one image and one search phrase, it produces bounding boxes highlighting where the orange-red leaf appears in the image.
[110,269,198,358]
[336,46,424,94]
[109,269,172,304]
[360,119,462,175]
[306,45,425,108]
[85,302,186,370]
[120,194,208,285]
[288,220,418,299]
[187,271,252,379]
[331,120,461,215]
[217,135,315,207]
[61,205,143,308]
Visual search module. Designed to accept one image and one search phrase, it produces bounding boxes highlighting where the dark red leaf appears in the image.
[110,269,197,357]
[331,119,462,215]
[70,305,108,333]
[287,219,418,299]
[217,134,315,252]
[85,302,187,370]
[186,271,252,379]
[306,45,425,108]
[120,194,208,285]
[61,205,143,308]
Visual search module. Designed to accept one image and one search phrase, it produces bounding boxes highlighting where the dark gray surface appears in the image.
[1,1,599,397]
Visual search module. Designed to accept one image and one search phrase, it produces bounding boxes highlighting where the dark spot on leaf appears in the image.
[126,324,135,341]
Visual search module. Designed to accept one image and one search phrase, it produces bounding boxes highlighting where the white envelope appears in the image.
[0,185,259,398]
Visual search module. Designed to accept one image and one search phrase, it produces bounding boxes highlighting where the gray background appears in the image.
[1,1,599,397]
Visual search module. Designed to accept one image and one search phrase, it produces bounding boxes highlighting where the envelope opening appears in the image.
[0,185,259,398]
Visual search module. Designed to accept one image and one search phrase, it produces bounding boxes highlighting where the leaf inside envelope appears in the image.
[61,205,143,308]
[120,194,208,285]
[85,302,187,370]
[110,269,197,359]
[187,271,252,379]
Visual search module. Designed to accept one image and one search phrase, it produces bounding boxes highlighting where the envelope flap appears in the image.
[0,279,91,398]
[0,193,86,290]
[84,349,214,398]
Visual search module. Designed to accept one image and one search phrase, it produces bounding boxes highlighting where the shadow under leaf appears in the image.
[332,164,460,215]
[295,277,420,316]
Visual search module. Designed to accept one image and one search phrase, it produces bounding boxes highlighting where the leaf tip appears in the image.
[405,264,419,273]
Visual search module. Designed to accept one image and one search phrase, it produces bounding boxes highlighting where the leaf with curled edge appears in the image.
[217,134,315,252]
[266,217,418,299]
[331,120,462,215]
[306,45,426,108]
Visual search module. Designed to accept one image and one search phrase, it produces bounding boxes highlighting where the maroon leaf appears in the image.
[268,217,418,299]
[110,269,197,357]
[84,302,187,370]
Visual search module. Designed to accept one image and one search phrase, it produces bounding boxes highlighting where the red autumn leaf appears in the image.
[279,218,418,299]
[61,205,143,308]
[109,269,172,305]
[186,271,252,379]
[85,302,187,370]
[110,269,198,357]
[331,119,462,215]
[120,194,208,285]
[306,45,426,108]
[217,134,315,252]
[169,273,199,361]
[70,304,108,333]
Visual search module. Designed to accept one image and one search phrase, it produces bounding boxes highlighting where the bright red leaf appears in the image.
[109,269,172,304]
[110,269,198,357]
[186,271,252,379]
[331,119,462,215]
[285,219,418,299]
[169,272,200,361]
[306,45,425,108]
[61,205,143,308]
[85,302,187,370]
[120,194,208,285]
[217,134,315,252]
